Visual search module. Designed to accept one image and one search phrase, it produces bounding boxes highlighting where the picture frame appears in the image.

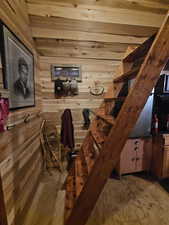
[51,64,82,82]
[0,21,35,110]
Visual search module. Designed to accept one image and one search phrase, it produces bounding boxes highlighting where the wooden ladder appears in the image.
[64,12,169,225]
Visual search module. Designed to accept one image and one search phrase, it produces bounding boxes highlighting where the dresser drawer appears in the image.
[133,139,144,151]
[117,139,145,175]
[162,148,169,178]
[133,139,144,172]
[119,140,136,174]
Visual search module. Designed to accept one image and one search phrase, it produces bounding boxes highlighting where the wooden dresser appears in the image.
[151,135,169,179]
[115,138,152,176]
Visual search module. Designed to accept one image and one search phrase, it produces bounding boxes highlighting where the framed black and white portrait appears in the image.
[0,22,35,110]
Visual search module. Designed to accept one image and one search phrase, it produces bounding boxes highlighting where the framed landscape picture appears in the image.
[51,64,82,82]
[0,22,35,110]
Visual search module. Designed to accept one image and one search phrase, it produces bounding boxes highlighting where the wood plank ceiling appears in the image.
[26,0,169,60]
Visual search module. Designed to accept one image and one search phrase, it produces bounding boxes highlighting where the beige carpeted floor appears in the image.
[22,171,169,225]
[87,175,169,225]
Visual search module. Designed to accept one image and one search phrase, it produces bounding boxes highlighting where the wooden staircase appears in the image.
[64,12,169,225]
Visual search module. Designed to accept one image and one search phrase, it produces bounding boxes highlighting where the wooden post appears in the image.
[65,11,169,225]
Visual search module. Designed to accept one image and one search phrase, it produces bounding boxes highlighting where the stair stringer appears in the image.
[65,11,169,225]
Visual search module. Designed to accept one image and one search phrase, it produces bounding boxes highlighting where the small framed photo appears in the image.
[51,64,82,82]
[0,21,35,110]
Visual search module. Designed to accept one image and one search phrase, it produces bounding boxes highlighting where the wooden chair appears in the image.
[40,119,63,172]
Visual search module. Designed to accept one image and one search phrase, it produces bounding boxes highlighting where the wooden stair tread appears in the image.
[104,85,116,100]
[104,95,125,101]
[65,166,76,221]
[113,66,140,83]
[91,109,115,126]
[123,34,156,63]
[90,120,105,144]
[90,133,102,152]
[104,96,116,100]
[81,134,97,173]
[96,112,115,126]
[79,150,89,177]
[81,149,96,174]
[104,84,127,100]
[75,156,86,198]
[80,147,93,174]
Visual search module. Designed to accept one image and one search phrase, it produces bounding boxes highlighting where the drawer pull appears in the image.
[136,157,140,161]
[134,147,138,151]
[131,158,135,161]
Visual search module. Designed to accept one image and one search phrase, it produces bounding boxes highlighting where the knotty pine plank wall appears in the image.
[40,56,120,149]
[0,1,42,225]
